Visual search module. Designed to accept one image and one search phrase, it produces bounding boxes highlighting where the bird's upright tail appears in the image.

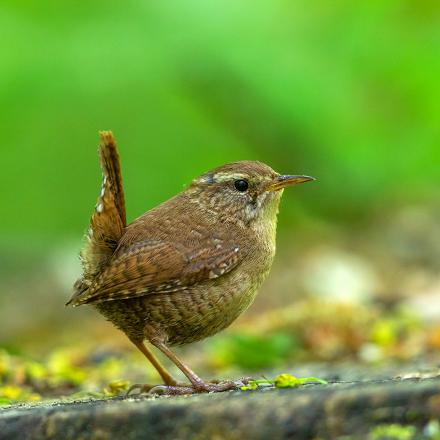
[67,131,126,305]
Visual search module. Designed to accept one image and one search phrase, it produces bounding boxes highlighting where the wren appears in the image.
[67,131,315,395]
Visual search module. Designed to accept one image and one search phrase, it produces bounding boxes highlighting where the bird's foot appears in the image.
[126,381,188,396]
[148,378,251,395]
[126,383,155,396]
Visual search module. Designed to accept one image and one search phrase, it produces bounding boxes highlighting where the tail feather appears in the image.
[98,131,126,226]
[68,131,126,305]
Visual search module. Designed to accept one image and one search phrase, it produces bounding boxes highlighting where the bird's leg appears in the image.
[153,340,206,389]
[127,338,182,395]
[150,340,243,395]
[131,339,178,385]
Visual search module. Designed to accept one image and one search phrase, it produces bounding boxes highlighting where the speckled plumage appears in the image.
[67,132,313,393]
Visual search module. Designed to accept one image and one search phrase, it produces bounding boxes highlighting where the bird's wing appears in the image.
[68,239,241,306]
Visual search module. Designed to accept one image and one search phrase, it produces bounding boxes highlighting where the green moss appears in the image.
[369,424,416,440]
[240,373,327,391]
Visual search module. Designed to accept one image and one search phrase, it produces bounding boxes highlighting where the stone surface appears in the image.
[2,366,440,439]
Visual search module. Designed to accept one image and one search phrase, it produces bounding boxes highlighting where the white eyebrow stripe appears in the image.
[213,172,248,182]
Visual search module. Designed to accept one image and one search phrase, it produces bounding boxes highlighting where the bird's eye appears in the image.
[234,179,249,192]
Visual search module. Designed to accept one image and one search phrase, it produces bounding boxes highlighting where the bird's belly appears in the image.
[144,266,271,345]
[95,261,272,346]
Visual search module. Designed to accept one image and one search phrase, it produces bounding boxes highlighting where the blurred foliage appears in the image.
[369,424,417,440]
[3,299,440,405]
[0,0,439,243]
[0,1,439,406]
[208,332,299,370]
[0,345,143,405]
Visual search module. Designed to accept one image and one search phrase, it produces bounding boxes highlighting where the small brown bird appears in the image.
[67,131,314,394]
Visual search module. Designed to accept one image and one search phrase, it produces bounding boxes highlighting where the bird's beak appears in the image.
[266,175,316,192]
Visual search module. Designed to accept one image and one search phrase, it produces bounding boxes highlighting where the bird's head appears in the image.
[188,161,315,226]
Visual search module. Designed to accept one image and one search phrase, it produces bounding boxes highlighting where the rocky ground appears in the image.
[2,363,440,440]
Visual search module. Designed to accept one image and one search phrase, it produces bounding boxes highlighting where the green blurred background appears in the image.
[0,0,439,400]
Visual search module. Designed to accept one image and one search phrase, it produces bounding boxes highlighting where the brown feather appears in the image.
[67,131,126,305]
[69,238,241,306]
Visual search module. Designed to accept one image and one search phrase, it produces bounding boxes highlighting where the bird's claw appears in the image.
[126,383,155,396]
[126,381,194,396]
[151,379,249,395]
[127,378,251,397]
[149,385,196,395]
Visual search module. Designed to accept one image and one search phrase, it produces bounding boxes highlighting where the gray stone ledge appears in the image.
[1,377,440,439]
